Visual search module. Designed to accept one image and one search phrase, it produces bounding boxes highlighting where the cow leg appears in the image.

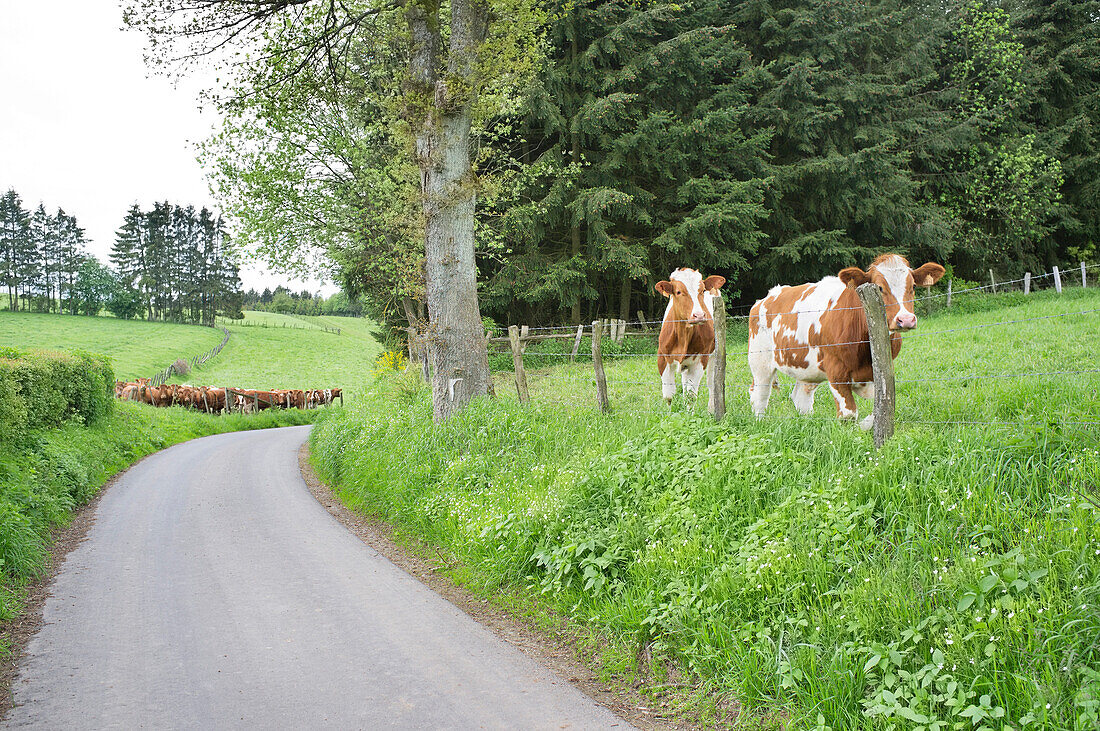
[747,351,775,417]
[853,381,875,430]
[658,357,677,403]
[828,381,858,421]
[681,359,704,401]
[791,381,818,414]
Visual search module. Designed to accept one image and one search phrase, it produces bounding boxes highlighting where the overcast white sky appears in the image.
[0,0,335,295]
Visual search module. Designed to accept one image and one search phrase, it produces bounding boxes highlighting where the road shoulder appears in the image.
[298,442,691,731]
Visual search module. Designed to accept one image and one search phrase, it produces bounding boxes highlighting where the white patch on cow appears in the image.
[874,255,914,321]
[794,277,844,344]
[859,414,874,431]
[671,268,707,320]
[681,359,704,398]
[791,381,817,414]
[660,361,677,401]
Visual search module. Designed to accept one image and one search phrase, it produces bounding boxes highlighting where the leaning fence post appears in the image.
[1082,262,1088,288]
[1024,272,1031,295]
[857,283,896,449]
[709,292,727,420]
[946,279,952,308]
[508,325,530,405]
[591,320,610,413]
[570,324,584,363]
[1054,266,1062,294]
[989,269,997,294]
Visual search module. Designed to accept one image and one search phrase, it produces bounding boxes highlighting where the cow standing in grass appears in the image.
[656,268,726,407]
[748,254,944,428]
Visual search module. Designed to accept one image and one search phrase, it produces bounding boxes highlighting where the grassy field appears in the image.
[0,309,384,398]
[173,311,383,397]
[0,311,224,382]
[312,287,1100,729]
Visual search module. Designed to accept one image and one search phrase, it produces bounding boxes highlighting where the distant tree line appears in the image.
[112,202,243,324]
[1,188,245,322]
[1,189,95,315]
[241,286,365,317]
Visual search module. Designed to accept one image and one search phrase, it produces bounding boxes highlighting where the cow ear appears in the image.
[703,275,726,293]
[839,267,871,288]
[911,262,946,287]
[655,281,674,297]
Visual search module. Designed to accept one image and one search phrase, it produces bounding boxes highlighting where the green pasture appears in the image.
[0,311,224,382]
[313,287,1100,729]
[172,310,383,398]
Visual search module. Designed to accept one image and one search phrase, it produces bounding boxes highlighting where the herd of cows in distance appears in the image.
[114,379,343,414]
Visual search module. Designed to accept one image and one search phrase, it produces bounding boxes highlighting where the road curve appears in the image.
[4,425,631,730]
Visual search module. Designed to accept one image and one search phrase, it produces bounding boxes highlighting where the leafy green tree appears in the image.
[934,0,1064,276]
[127,0,546,420]
[1015,0,1100,264]
[72,258,117,316]
[107,283,144,320]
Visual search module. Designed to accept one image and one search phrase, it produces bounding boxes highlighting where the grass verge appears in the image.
[311,289,1100,729]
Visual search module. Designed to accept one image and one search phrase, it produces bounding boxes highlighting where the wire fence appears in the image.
[405,259,1100,441]
[149,327,231,388]
[216,315,341,335]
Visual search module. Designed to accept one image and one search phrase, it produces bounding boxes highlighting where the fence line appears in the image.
[217,316,341,335]
[149,327,231,388]
[503,261,1100,332]
[401,260,1099,445]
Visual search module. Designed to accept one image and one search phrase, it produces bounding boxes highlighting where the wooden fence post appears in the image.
[508,325,529,405]
[1082,262,1088,288]
[946,279,952,308]
[1024,272,1031,295]
[570,324,584,363]
[1054,266,1062,294]
[857,283,896,449]
[709,292,727,420]
[591,320,610,413]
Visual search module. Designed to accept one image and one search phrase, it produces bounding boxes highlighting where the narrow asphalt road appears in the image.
[4,425,631,729]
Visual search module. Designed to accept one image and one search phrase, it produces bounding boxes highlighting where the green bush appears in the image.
[0,348,114,436]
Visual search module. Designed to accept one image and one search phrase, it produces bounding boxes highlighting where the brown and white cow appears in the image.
[656,268,726,405]
[748,254,944,429]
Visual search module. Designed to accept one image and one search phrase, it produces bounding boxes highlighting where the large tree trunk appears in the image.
[407,0,491,421]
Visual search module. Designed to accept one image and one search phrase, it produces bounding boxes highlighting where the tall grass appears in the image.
[312,288,1100,729]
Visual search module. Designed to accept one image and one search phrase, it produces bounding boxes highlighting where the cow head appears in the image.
[655,268,726,325]
[839,254,945,331]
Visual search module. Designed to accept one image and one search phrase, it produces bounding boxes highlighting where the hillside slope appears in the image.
[173,311,383,398]
[0,312,223,382]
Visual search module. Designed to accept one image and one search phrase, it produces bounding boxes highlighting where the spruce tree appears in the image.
[1,189,31,311]
[484,0,770,324]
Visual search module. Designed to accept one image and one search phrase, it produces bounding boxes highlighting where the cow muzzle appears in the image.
[891,311,917,331]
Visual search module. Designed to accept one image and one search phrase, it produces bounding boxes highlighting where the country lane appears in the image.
[3,425,632,730]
